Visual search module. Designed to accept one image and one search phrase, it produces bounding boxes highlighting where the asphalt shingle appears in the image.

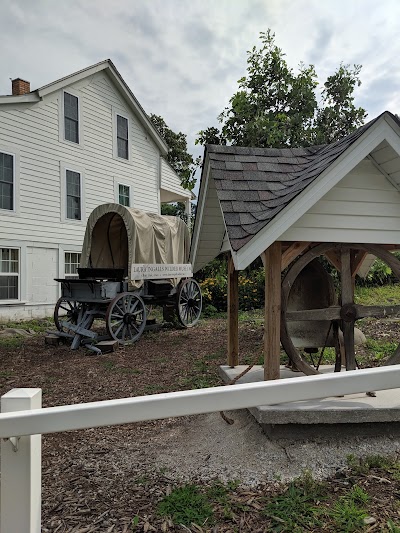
[206,112,396,251]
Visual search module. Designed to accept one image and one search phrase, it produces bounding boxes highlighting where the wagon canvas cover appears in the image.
[80,203,190,287]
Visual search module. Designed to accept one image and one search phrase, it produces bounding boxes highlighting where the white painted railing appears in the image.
[1,366,400,532]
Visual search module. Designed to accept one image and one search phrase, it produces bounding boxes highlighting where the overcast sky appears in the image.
[1,0,400,192]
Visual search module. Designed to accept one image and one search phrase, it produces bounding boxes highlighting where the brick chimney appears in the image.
[11,78,30,96]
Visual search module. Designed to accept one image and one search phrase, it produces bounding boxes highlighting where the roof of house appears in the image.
[206,113,397,252]
[0,59,169,155]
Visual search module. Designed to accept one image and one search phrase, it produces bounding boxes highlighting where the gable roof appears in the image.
[0,59,168,156]
[191,111,400,270]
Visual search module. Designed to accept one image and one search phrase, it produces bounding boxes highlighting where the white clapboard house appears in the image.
[0,60,191,320]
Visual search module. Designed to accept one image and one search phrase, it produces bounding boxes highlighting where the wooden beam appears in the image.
[351,250,368,278]
[227,254,239,367]
[325,250,342,272]
[263,241,282,381]
[281,241,311,271]
[341,247,356,370]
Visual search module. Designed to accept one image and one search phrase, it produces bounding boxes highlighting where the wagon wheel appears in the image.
[54,297,93,334]
[105,292,147,344]
[281,243,400,376]
[176,279,202,328]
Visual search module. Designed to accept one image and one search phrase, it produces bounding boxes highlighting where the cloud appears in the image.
[1,0,400,194]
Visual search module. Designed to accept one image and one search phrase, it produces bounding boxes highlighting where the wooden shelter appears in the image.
[190,111,400,379]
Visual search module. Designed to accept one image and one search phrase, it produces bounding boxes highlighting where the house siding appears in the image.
[0,70,167,319]
[280,159,400,243]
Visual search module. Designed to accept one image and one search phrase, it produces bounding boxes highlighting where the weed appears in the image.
[330,498,367,532]
[157,484,213,526]
[102,360,115,371]
[387,519,400,532]
[365,339,398,362]
[0,318,53,333]
[347,454,395,475]
[264,478,326,532]
[0,370,13,379]
[0,336,25,349]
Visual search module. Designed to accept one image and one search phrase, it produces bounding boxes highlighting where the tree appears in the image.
[196,31,367,148]
[150,114,200,191]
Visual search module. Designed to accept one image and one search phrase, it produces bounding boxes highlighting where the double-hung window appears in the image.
[0,248,19,300]
[118,184,130,206]
[64,92,79,144]
[117,115,129,159]
[66,169,82,220]
[0,152,14,211]
[65,251,81,278]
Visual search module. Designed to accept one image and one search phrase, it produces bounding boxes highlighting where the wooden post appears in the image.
[1,388,42,533]
[227,254,239,367]
[341,247,356,370]
[263,241,282,380]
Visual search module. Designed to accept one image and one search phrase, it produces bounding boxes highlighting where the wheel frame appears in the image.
[281,243,400,375]
[105,292,147,344]
[54,297,92,334]
[176,278,202,328]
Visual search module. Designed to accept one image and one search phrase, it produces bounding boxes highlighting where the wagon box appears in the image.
[52,203,202,351]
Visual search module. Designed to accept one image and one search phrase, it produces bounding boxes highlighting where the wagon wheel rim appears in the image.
[177,279,202,328]
[54,297,91,333]
[281,243,400,375]
[106,292,147,344]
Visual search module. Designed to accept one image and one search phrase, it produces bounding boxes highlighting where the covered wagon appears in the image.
[53,203,202,351]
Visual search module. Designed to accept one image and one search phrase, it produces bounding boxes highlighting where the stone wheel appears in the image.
[176,279,202,328]
[54,297,92,334]
[105,292,147,344]
[281,243,400,375]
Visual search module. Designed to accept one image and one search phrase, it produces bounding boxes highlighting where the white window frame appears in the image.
[112,107,132,163]
[60,162,86,224]
[64,250,81,278]
[0,246,20,303]
[114,178,133,207]
[59,88,83,147]
[0,144,20,216]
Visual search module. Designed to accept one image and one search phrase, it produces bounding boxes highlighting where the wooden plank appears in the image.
[227,254,239,367]
[281,241,310,270]
[341,248,356,370]
[351,250,367,277]
[263,241,282,381]
[325,250,342,272]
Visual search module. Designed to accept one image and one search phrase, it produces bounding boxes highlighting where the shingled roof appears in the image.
[207,113,386,251]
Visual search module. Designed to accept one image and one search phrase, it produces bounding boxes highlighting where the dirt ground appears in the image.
[1,316,400,531]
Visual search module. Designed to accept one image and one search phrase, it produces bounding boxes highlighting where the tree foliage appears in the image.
[150,114,200,191]
[196,31,367,148]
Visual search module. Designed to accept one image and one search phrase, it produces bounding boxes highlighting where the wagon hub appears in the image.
[340,303,357,322]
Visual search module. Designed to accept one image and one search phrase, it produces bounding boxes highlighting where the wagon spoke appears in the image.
[106,293,147,344]
[286,307,341,321]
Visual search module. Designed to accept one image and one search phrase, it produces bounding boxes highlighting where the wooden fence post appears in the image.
[263,242,282,380]
[227,254,239,367]
[1,388,42,533]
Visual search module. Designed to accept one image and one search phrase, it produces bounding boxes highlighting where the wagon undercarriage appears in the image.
[52,269,202,352]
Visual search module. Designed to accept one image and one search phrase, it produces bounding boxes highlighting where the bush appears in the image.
[198,266,265,311]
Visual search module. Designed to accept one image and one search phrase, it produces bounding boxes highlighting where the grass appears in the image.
[155,470,394,531]
[0,318,53,333]
[157,484,213,526]
[355,282,400,305]
[0,335,25,349]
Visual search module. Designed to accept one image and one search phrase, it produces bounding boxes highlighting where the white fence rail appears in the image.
[1,366,400,532]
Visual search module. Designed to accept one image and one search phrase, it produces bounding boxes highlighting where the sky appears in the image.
[1,0,400,193]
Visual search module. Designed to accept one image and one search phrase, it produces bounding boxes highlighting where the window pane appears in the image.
[65,251,81,277]
[117,115,129,159]
[66,170,81,220]
[117,138,128,160]
[64,92,79,143]
[0,152,13,210]
[0,276,18,299]
[65,117,79,143]
[0,248,19,299]
[118,184,130,206]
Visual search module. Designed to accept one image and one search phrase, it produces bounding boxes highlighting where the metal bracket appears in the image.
[3,437,20,452]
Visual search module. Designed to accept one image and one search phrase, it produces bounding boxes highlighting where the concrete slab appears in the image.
[219,365,400,439]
